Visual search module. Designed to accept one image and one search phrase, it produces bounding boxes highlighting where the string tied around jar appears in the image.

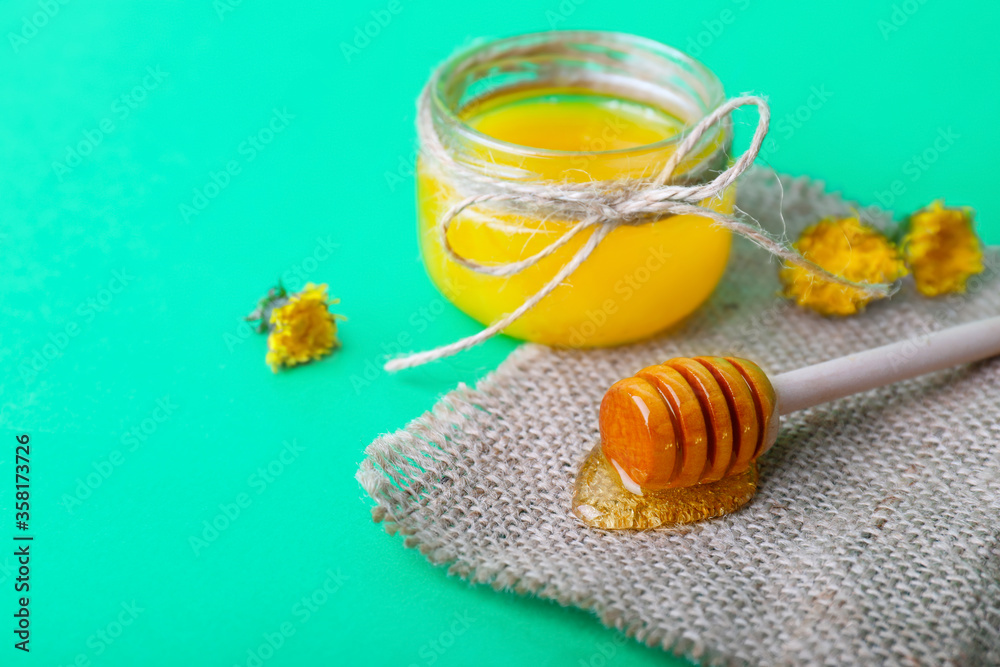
[384,90,897,372]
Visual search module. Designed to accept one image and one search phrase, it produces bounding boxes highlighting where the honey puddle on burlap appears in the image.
[357,170,1000,666]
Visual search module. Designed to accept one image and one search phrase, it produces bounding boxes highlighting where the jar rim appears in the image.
[428,30,728,160]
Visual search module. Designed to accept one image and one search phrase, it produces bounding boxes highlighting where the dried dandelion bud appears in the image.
[901,201,984,297]
[247,282,342,372]
[779,217,907,316]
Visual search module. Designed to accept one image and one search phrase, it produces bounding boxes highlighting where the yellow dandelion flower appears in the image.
[901,200,984,297]
[265,283,340,372]
[779,217,907,316]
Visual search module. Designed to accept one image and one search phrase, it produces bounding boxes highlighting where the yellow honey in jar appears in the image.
[417,33,734,347]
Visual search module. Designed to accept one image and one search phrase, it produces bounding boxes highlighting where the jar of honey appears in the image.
[417,31,734,347]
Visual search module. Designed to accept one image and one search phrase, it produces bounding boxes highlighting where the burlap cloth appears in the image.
[358,171,1000,666]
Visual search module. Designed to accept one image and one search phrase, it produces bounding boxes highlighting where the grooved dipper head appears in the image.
[599,356,778,492]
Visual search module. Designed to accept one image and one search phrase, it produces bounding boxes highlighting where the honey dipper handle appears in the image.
[772,315,1000,415]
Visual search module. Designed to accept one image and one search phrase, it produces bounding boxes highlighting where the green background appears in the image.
[2,1,997,665]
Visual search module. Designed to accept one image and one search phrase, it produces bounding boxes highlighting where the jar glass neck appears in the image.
[426,31,731,183]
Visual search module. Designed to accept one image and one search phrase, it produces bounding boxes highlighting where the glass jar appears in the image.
[417,31,734,347]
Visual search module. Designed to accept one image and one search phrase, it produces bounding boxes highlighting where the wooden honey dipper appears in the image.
[573,315,1000,529]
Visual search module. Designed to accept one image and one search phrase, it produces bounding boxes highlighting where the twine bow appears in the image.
[385,93,895,371]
